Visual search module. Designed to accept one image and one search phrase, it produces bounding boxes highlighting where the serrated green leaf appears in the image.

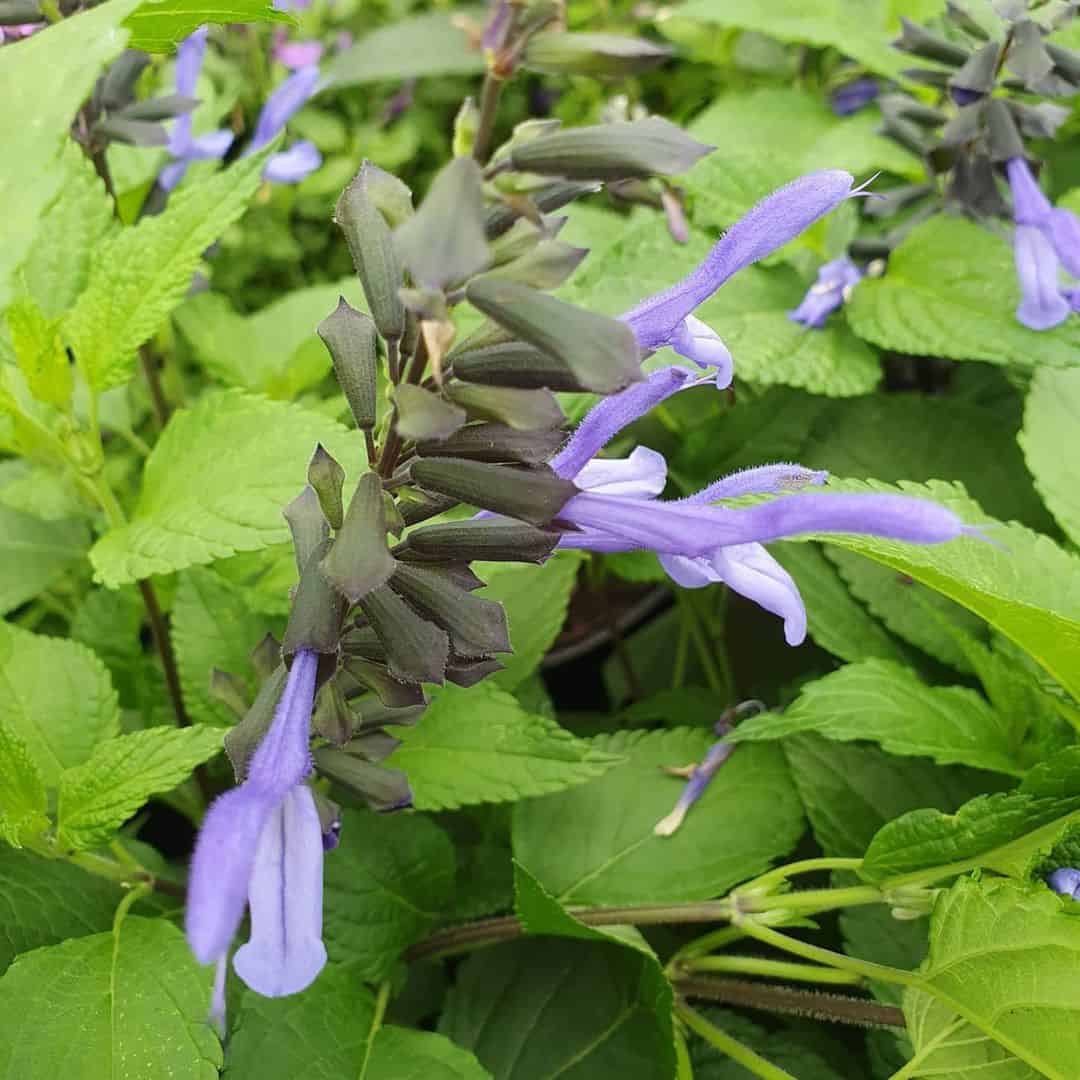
[1021,366,1080,546]
[731,659,1023,776]
[327,9,486,87]
[807,479,1080,701]
[0,849,123,973]
[847,216,1080,371]
[0,0,138,308]
[21,142,115,320]
[513,727,803,905]
[903,878,1080,1080]
[0,723,47,848]
[862,746,1080,885]
[770,543,910,664]
[56,725,222,851]
[65,148,273,393]
[225,963,490,1079]
[0,505,89,617]
[172,567,272,728]
[673,0,947,78]
[89,389,359,587]
[173,279,368,398]
[0,916,221,1078]
[0,623,119,787]
[440,937,675,1080]
[474,553,582,690]
[384,682,621,811]
[321,808,455,981]
[123,0,291,52]
[6,296,72,409]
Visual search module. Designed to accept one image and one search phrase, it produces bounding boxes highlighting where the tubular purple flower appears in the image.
[683,463,828,503]
[1007,157,1053,226]
[620,170,856,354]
[247,65,321,153]
[1014,225,1070,330]
[263,140,322,184]
[175,25,209,98]
[789,256,864,329]
[830,77,880,116]
[1047,208,1080,279]
[1048,868,1080,899]
[654,738,736,836]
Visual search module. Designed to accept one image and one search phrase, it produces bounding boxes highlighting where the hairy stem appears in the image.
[139,344,170,430]
[66,848,186,899]
[684,954,864,986]
[676,1002,797,1080]
[472,73,504,164]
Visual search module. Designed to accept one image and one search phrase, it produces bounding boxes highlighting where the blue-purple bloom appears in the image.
[619,170,858,386]
[654,733,735,836]
[186,649,328,999]
[1048,868,1080,899]
[160,30,323,192]
[830,77,880,116]
[1007,157,1080,330]
[789,256,864,329]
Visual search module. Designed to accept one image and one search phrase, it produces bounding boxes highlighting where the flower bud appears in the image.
[283,485,329,577]
[312,744,413,812]
[401,517,559,565]
[451,340,589,392]
[307,444,346,530]
[393,384,467,441]
[282,539,347,658]
[319,473,396,605]
[317,299,379,431]
[417,421,564,464]
[357,585,449,684]
[893,17,969,65]
[446,381,565,431]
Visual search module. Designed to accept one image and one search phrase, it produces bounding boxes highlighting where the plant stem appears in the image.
[66,848,185,899]
[139,344,170,430]
[739,857,864,896]
[674,976,905,1029]
[676,1002,797,1080]
[740,884,884,917]
[472,73,504,164]
[685,954,864,986]
[675,590,727,694]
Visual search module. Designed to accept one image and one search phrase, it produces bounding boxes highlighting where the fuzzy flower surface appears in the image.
[186,649,328,999]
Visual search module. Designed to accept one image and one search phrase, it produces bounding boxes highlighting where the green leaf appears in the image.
[173,279,368,398]
[513,727,803,905]
[226,964,490,1079]
[0,622,119,787]
[0,916,221,1077]
[384,682,621,811]
[123,0,291,53]
[0,849,123,973]
[862,746,1080,885]
[847,216,1080,371]
[56,725,222,851]
[327,9,486,86]
[89,389,358,587]
[172,567,272,728]
[809,479,1080,701]
[21,141,115,320]
[770,543,910,665]
[440,936,675,1080]
[0,0,138,308]
[672,0,947,78]
[784,734,993,859]
[731,659,1024,776]
[65,148,273,393]
[321,808,455,981]
[474,553,582,690]
[6,296,73,409]
[1021,366,1080,546]
[0,505,89,617]
[0,723,47,848]
[903,877,1080,1080]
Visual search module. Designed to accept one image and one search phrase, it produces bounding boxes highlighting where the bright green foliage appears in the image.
[123,0,291,52]
[0,622,119,787]
[65,148,273,393]
[321,808,455,980]
[513,728,803,905]
[0,506,89,617]
[56,725,223,851]
[172,567,272,727]
[0,0,137,308]
[862,746,1080,884]
[0,916,222,1078]
[0,850,123,973]
[732,658,1025,775]
[173,280,368,397]
[904,878,1080,1079]
[474,554,582,690]
[440,937,675,1080]
[848,216,1080,371]
[90,389,358,586]
[0,723,48,848]
[6,297,73,410]
[384,682,621,811]
[1021,367,1080,546]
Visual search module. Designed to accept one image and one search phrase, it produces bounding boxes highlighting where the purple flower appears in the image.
[1049,868,1080,899]
[272,28,325,70]
[1006,157,1080,330]
[654,736,735,836]
[0,21,43,44]
[789,256,864,329]
[619,170,857,387]
[830,77,880,116]
[186,649,328,998]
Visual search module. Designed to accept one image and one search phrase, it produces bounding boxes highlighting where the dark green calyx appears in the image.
[319,473,396,605]
[283,538,347,658]
[317,299,378,431]
[393,384,467,441]
[446,380,565,432]
[402,516,559,565]
[357,584,450,685]
[283,485,329,577]
[417,422,564,465]
[451,341,589,392]
[307,444,346,530]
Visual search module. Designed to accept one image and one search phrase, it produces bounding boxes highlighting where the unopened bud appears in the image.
[358,585,449,685]
[394,384,467,441]
[319,473,396,605]
[453,96,480,158]
[283,485,329,577]
[893,17,969,65]
[402,517,559,565]
[417,421,564,464]
[312,744,413,813]
[452,340,588,392]
[282,538,347,658]
[307,444,346,530]
[446,380,564,431]
[317,298,378,431]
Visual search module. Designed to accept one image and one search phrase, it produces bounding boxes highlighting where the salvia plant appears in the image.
[2,1,1080,1078]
